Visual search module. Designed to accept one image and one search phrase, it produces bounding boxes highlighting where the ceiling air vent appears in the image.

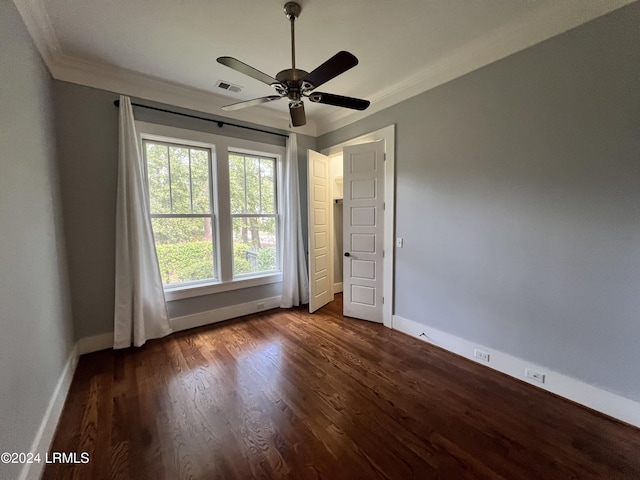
[215,80,243,93]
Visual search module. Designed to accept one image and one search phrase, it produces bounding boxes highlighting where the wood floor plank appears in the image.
[44,296,640,479]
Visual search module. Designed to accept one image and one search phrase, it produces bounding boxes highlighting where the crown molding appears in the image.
[12,0,316,136]
[15,0,634,139]
[314,0,636,136]
[50,53,317,136]
[12,0,61,67]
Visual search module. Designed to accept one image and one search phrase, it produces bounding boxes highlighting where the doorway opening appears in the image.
[307,125,395,327]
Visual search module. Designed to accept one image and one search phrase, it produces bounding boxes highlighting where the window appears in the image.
[144,140,216,286]
[229,153,278,276]
[139,122,284,298]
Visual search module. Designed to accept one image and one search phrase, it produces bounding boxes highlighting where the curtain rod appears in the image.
[113,100,289,138]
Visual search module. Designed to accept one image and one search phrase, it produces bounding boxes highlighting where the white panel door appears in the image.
[308,150,334,313]
[343,141,385,323]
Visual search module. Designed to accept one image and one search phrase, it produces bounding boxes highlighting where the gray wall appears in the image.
[0,1,75,478]
[53,80,315,338]
[318,2,640,402]
[52,82,119,340]
[296,133,316,247]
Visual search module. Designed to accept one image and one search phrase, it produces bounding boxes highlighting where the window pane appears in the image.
[169,146,191,214]
[229,154,276,215]
[229,154,245,214]
[259,158,275,214]
[145,142,170,214]
[244,156,260,215]
[151,217,215,285]
[191,148,211,214]
[232,217,277,276]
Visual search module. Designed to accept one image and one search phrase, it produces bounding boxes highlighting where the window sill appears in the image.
[164,272,282,301]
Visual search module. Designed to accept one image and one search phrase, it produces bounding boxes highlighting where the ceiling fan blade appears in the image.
[221,95,283,111]
[289,102,306,127]
[308,92,370,111]
[217,56,280,86]
[302,51,358,89]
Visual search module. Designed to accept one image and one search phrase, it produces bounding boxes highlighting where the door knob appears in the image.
[344,252,350,257]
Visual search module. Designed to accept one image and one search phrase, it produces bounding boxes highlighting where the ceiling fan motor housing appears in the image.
[275,68,308,84]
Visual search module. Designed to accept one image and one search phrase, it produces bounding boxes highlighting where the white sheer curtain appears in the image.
[113,95,173,348]
[280,133,309,307]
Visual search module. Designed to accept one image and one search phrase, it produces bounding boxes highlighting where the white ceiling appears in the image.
[14,0,633,135]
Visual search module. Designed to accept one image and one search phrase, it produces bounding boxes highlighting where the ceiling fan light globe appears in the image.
[289,101,306,127]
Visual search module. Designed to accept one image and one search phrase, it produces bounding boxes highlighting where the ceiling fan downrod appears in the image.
[284,2,301,72]
[279,2,305,106]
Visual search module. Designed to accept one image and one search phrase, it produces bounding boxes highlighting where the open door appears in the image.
[343,141,385,323]
[308,150,334,313]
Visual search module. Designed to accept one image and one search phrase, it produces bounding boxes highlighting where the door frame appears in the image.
[321,125,395,328]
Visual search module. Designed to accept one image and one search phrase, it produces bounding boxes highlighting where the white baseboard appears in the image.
[18,345,79,480]
[393,315,640,428]
[171,296,282,332]
[77,332,113,355]
[333,282,343,294]
[76,296,283,355]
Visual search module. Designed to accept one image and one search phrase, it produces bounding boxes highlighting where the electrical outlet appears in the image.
[474,349,490,362]
[256,302,265,310]
[525,368,545,383]
[396,237,404,248]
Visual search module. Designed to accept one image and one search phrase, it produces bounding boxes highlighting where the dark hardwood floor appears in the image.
[44,295,640,479]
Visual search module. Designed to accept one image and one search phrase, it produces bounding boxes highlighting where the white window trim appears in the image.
[164,272,283,301]
[228,149,280,279]
[136,121,286,299]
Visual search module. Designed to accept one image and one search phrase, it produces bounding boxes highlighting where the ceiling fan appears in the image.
[216,1,370,127]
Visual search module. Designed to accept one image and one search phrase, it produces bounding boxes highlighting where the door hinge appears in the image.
[382,250,385,258]
[384,153,387,161]
[382,296,385,304]
[383,202,385,210]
